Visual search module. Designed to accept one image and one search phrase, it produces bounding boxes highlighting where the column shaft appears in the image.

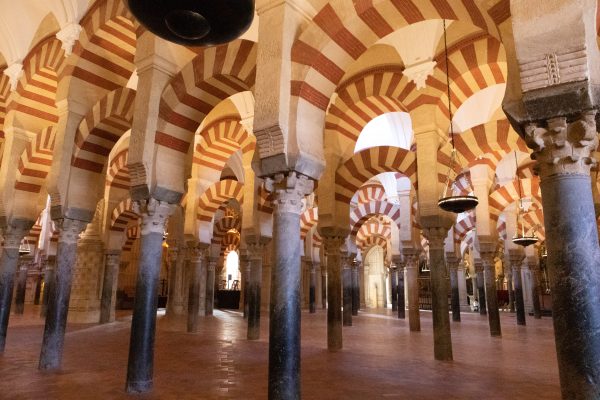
[100,252,120,324]
[513,266,526,326]
[324,239,343,350]
[0,247,20,352]
[40,260,55,318]
[483,259,501,337]
[308,263,316,314]
[429,241,452,360]
[39,219,86,370]
[205,260,215,316]
[342,263,352,326]
[321,271,327,309]
[530,264,542,319]
[397,267,405,319]
[14,265,28,315]
[507,270,515,312]
[406,263,420,332]
[476,266,487,315]
[247,244,264,340]
[449,267,460,322]
[187,248,203,333]
[390,267,398,312]
[351,263,359,315]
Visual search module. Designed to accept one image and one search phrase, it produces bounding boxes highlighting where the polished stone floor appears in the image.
[0,305,560,399]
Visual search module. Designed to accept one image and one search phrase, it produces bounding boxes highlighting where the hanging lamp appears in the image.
[511,151,539,247]
[437,20,478,214]
[127,0,255,46]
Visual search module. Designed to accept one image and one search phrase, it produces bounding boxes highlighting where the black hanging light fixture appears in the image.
[127,0,255,46]
[437,20,478,214]
[511,151,539,247]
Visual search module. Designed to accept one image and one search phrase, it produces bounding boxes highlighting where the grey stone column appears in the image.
[100,251,121,324]
[14,262,29,315]
[247,241,266,340]
[506,267,515,313]
[404,249,420,332]
[351,260,359,315]
[309,260,317,314]
[521,112,600,398]
[40,257,55,318]
[480,243,501,337]
[509,249,526,326]
[528,257,542,319]
[165,244,180,317]
[422,227,452,361]
[240,254,250,318]
[265,173,313,400]
[39,218,88,370]
[187,244,206,333]
[474,259,486,315]
[34,273,43,305]
[205,257,216,316]
[447,254,460,322]
[322,233,345,351]
[125,200,173,393]
[393,255,405,319]
[0,221,32,352]
[321,267,327,309]
[390,265,398,312]
[457,262,469,312]
[342,253,352,327]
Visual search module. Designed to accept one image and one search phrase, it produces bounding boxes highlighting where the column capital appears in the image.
[402,248,420,269]
[392,255,403,269]
[2,219,35,249]
[55,218,88,245]
[524,110,598,179]
[188,243,209,263]
[508,248,525,267]
[246,238,270,260]
[322,235,346,256]
[474,258,484,273]
[478,240,497,265]
[265,172,314,215]
[422,227,448,249]
[133,199,175,236]
[105,251,121,266]
[446,253,460,270]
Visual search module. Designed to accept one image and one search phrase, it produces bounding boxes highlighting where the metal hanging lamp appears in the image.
[18,237,31,255]
[437,20,478,214]
[511,151,539,247]
[127,0,255,46]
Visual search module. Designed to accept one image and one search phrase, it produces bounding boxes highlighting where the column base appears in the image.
[126,380,153,393]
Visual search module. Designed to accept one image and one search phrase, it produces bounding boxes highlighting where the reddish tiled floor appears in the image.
[0,306,560,399]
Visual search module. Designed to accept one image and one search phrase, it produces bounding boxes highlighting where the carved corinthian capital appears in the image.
[524,110,598,179]
[56,218,89,245]
[265,172,314,215]
[134,199,174,236]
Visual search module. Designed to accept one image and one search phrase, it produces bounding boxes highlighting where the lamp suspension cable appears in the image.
[444,19,454,149]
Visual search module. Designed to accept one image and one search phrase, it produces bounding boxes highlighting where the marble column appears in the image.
[390,266,398,312]
[509,249,526,326]
[422,228,452,360]
[321,267,327,309]
[393,256,405,320]
[40,257,55,318]
[241,254,250,318]
[519,112,600,397]
[404,249,420,332]
[39,218,88,370]
[165,244,181,317]
[265,173,313,399]
[528,257,542,319]
[187,244,206,333]
[474,259,486,315]
[480,244,501,337]
[99,251,121,324]
[447,254,460,322]
[0,222,32,352]
[205,257,216,316]
[34,274,43,305]
[14,263,29,315]
[125,200,173,393]
[323,234,345,351]
[247,241,266,340]
[309,261,316,314]
[506,267,515,313]
[351,260,359,316]
[342,253,352,327]
[457,262,469,312]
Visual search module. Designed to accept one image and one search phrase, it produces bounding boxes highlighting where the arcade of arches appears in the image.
[0,1,598,399]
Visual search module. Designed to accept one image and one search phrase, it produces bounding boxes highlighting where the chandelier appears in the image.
[511,151,539,247]
[18,238,31,255]
[126,0,255,47]
[437,20,478,214]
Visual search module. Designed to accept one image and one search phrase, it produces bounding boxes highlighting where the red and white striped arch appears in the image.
[359,235,389,256]
[122,225,140,253]
[257,185,274,215]
[452,171,473,195]
[353,182,387,204]
[59,0,137,94]
[454,212,475,244]
[197,179,244,222]
[301,207,319,241]
[24,223,43,247]
[350,200,402,237]
[6,37,64,132]
[14,126,56,194]
[72,87,135,174]
[106,149,130,190]
[0,73,10,160]
[220,230,241,257]
[194,116,255,173]
[488,177,541,221]
[453,119,528,168]
[155,40,257,158]
[110,198,140,232]
[212,215,241,245]
[291,0,499,113]
[336,146,416,204]
[357,219,391,249]
[522,208,545,241]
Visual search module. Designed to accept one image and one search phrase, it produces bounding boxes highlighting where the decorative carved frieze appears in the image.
[265,172,314,215]
[133,199,174,236]
[56,218,88,245]
[519,45,588,92]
